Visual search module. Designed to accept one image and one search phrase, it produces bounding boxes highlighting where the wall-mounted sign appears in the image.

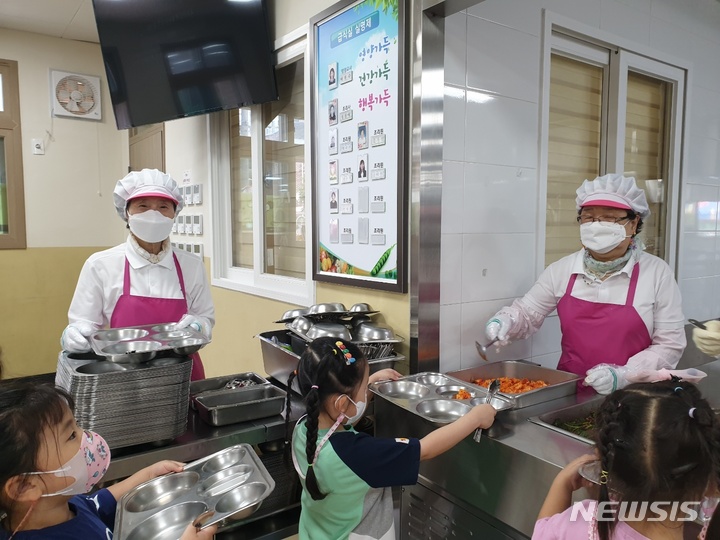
[311,0,406,292]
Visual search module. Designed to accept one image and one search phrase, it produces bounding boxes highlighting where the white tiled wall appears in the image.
[439,0,720,371]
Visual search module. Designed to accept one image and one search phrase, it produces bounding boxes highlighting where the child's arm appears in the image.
[368,368,402,385]
[537,454,596,519]
[106,460,185,501]
[419,404,496,460]
[180,523,218,539]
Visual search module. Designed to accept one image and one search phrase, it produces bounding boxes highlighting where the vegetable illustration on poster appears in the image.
[312,0,405,292]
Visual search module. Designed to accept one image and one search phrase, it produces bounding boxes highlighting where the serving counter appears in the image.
[374,359,720,539]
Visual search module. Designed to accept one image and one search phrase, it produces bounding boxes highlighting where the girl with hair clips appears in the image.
[533,380,720,540]
[285,337,497,540]
[0,382,216,540]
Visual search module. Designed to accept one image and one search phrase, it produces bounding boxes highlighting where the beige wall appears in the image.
[267,0,336,40]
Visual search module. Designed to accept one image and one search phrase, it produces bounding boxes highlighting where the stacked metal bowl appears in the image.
[55,352,192,449]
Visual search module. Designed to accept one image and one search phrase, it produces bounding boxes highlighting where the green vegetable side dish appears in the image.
[371,244,396,276]
[552,412,597,440]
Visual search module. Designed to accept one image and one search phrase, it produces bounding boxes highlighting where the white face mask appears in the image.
[336,390,367,425]
[580,221,630,254]
[128,210,174,243]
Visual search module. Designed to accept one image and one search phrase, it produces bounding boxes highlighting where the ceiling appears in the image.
[0,0,99,44]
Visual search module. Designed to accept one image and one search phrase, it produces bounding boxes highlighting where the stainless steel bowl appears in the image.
[416,399,472,422]
[124,472,201,512]
[305,322,353,341]
[101,341,162,364]
[308,302,347,315]
[349,302,374,313]
[169,338,205,356]
[93,328,149,342]
[375,380,430,399]
[287,316,313,336]
[214,482,268,522]
[353,323,396,341]
[349,314,372,327]
[76,362,133,374]
[199,464,253,497]
[202,446,247,473]
[435,385,477,398]
[125,501,208,540]
[152,330,194,340]
[279,307,310,321]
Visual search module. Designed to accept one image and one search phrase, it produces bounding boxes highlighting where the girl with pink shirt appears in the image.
[533,381,719,540]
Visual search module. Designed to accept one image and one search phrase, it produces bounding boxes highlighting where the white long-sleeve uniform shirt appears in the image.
[68,236,215,332]
[500,249,686,371]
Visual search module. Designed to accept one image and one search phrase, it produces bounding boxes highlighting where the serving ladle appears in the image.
[474,337,499,362]
[473,378,500,443]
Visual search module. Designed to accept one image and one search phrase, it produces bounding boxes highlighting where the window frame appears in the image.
[210,26,315,305]
[538,12,688,276]
[0,59,27,249]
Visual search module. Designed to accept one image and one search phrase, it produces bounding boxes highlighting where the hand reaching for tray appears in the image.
[369,368,403,385]
[181,522,218,539]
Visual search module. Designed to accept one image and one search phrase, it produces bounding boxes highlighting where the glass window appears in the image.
[230,107,254,269]
[261,59,305,278]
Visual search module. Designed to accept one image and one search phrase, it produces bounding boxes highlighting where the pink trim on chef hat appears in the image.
[113,169,184,220]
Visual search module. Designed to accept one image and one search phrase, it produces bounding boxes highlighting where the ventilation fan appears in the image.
[50,70,102,120]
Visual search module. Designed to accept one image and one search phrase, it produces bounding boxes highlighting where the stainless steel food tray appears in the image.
[257,330,406,393]
[89,323,211,362]
[527,398,604,445]
[190,372,270,408]
[194,385,287,427]
[446,360,580,409]
[369,372,514,424]
[114,444,275,539]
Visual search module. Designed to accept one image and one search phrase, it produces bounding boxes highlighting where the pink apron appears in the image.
[110,254,205,380]
[556,263,651,380]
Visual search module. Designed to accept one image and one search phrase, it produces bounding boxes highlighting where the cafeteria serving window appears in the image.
[0,59,26,249]
[210,32,313,305]
[543,30,685,270]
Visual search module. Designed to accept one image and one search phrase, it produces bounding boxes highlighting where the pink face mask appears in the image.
[28,430,111,497]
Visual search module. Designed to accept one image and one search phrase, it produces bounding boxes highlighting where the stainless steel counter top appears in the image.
[375,359,720,538]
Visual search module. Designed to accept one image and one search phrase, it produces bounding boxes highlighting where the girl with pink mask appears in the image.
[0,383,216,539]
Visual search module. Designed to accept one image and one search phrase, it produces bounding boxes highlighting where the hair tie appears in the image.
[689,407,696,419]
[599,470,609,485]
[674,386,683,393]
[311,385,319,390]
[335,341,355,365]
[308,463,313,468]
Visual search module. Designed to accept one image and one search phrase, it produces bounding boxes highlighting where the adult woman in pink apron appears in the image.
[484,174,686,394]
[61,169,214,381]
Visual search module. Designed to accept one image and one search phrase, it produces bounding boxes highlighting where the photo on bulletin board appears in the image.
[311,0,406,292]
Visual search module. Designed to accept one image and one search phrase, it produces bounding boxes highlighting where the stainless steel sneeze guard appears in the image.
[114,444,276,539]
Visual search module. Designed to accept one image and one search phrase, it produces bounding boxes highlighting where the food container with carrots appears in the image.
[446,360,579,409]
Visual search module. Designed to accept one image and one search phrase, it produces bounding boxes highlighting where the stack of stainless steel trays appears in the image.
[189,372,286,427]
[446,360,580,409]
[55,352,191,448]
[369,372,514,424]
[115,444,275,539]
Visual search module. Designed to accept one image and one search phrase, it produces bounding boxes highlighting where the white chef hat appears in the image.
[113,169,184,221]
[575,173,650,219]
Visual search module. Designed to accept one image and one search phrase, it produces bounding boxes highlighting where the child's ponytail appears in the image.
[304,386,326,500]
[595,395,622,540]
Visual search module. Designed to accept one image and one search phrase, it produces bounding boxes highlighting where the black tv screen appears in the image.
[92,0,278,130]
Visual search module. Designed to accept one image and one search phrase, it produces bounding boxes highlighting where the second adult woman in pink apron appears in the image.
[61,169,214,381]
[483,174,686,394]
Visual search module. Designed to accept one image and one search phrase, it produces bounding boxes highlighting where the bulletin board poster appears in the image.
[311,0,406,292]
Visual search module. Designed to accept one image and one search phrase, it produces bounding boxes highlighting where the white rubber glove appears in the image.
[176,314,212,340]
[60,321,96,353]
[485,312,514,343]
[584,364,630,395]
[692,320,720,357]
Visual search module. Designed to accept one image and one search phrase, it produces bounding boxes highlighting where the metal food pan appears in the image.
[89,323,211,362]
[369,372,514,425]
[190,372,270,397]
[527,398,604,445]
[194,385,286,427]
[446,360,580,408]
[114,444,275,539]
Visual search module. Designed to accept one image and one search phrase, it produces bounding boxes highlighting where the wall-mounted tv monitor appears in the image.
[92,0,279,130]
